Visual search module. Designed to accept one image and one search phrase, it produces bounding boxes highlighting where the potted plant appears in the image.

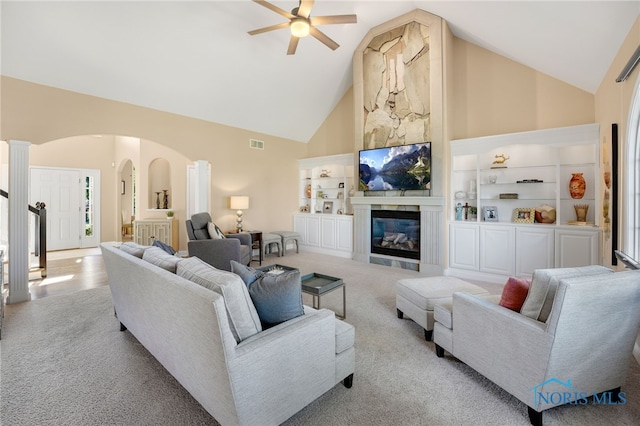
[166,210,174,219]
[469,206,477,221]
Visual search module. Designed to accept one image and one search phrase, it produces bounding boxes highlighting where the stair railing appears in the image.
[0,189,47,278]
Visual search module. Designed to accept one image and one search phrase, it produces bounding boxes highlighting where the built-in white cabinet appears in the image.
[448,124,602,282]
[134,219,179,251]
[515,227,555,276]
[449,223,479,271]
[479,225,515,276]
[298,153,354,215]
[449,222,601,282]
[555,228,600,268]
[450,124,600,226]
[295,153,354,258]
[293,213,352,258]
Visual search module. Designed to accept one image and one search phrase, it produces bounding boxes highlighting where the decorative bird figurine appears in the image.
[493,154,509,165]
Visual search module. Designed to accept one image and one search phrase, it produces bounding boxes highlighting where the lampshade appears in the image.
[290,18,310,38]
[230,196,249,210]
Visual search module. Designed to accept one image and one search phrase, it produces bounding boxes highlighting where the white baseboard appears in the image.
[298,246,352,259]
[444,268,508,284]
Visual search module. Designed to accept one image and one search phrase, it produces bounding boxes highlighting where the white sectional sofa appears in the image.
[101,242,355,426]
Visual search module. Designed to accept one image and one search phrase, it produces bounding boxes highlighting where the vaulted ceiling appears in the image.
[2,1,638,142]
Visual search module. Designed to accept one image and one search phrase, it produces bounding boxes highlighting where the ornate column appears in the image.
[8,140,31,304]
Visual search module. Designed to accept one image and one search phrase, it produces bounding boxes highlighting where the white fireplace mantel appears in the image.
[351,196,444,274]
[350,196,445,207]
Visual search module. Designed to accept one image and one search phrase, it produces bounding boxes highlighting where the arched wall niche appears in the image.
[148,158,172,210]
[352,9,452,198]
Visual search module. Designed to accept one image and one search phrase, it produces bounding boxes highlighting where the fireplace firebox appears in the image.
[371,210,420,260]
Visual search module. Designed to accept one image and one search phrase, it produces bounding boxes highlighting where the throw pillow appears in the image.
[207,221,226,240]
[247,269,304,328]
[498,277,531,312]
[230,260,262,286]
[142,246,181,273]
[119,242,150,258]
[520,265,613,322]
[152,239,176,255]
[177,257,261,342]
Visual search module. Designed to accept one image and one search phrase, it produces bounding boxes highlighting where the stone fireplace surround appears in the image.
[351,195,444,274]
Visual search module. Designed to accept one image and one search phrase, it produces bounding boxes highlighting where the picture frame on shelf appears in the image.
[513,207,535,223]
[483,206,499,222]
[323,201,333,214]
[338,182,344,188]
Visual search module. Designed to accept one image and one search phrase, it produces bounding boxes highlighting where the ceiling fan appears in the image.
[248,0,357,55]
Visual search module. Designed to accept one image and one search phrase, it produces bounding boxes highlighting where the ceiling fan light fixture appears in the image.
[291,18,310,38]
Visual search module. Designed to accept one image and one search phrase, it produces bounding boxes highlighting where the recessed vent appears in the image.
[249,139,264,150]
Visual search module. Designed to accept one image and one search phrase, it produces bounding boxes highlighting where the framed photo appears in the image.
[338,182,345,188]
[513,207,535,223]
[323,201,333,214]
[483,206,498,222]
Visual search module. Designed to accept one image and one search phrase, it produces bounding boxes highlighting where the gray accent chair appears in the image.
[185,212,252,271]
[434,267,640,426]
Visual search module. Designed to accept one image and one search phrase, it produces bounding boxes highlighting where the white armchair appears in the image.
[435,267,640,425]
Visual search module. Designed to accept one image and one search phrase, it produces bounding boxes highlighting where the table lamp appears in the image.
[230,196,249,232]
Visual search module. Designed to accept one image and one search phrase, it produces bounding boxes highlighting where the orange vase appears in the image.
[569,173,585,199]
[305,184,312,198]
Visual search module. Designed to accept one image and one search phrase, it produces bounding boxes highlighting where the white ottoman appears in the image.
[396,276,489,341]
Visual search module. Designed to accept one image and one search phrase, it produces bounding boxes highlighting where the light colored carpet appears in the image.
[1,251,639,425]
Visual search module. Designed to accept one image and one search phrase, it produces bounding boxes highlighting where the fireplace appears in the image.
[371,210,420,260]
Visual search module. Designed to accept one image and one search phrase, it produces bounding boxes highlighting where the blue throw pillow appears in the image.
[230,261,304,327]
[230,260,262,286]
[248,269,304,328]
[152,239,176,255]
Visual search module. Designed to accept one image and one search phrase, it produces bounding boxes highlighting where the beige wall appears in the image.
[452,38,595,139]
[306,87,355,158]
[1,77,309,248]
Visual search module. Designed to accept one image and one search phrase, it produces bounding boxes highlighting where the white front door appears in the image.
[30,167,101,251]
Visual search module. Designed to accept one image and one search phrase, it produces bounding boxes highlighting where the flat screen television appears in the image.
[359,142,431,191]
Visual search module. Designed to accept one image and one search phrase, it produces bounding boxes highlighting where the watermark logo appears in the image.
[530,378,627,409]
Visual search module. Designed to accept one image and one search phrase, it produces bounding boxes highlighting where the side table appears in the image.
[247,231,262,265]
[301,272,346,320]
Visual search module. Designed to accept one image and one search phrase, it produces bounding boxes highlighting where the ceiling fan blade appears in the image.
[248,22,290,36]
[287,36,300,55]
[297,0,314,19]
[253,0,294,20]
[309,26,339,51]
[310,15,357,26]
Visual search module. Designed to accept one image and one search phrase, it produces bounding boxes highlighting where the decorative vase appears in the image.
[162,189,169,209]
[305,184,312,198]
[574,204,589,222]
[569,173,586,199]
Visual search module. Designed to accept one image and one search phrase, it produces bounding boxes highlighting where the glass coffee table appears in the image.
[258,265,346,319]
